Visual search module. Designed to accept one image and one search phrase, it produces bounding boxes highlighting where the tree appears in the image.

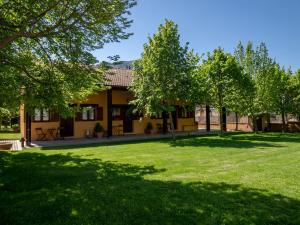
[190,66,212,132]
[0,0,136,115]
[290,70,300,120]
[234,41,260,131]
[271,66,294,132]
[234,42,276,132]
[200,48,243,135]
[130,20,199,140]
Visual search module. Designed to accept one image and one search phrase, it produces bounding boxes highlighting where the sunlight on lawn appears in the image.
[0,133,299,225]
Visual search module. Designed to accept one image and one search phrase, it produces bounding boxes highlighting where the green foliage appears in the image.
[290,70,300,119]
[234,42,284,130]
[94,122,103,133]
[200,48,243,134]
[130,20,199,139]
[145,122,153,130]
[11,124,19,129]
[0,0,136,115]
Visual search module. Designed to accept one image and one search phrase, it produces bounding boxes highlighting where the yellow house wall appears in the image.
[26,89,197,140]
[73,91,107,138]
[31,122,60,140]
[177,118,197,131]
[20,104,25,139]
[112,89,133,105]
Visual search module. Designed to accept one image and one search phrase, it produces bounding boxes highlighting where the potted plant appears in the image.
[11,124,20,133]
[144,122,153,134]
[94,122,104,138]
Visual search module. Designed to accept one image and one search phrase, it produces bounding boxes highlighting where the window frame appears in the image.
[80,104,97,121]
[178,106,195,119]
[112,106,122,120]
[33,108,50,122]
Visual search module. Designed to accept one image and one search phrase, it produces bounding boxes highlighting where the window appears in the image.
[151,112,163,119]
[81,106,95,121]
[178,106,194,118]
[34,108,50,122]
[181,108,188,118]
[112,107,122,120]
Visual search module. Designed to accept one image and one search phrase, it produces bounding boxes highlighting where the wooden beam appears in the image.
[25,109,31,145]
[107,89,113,137]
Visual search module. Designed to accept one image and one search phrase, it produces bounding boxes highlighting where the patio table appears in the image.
[47,128,57,140]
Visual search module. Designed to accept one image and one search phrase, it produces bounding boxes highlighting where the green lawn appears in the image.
[0,133,300,225]
[0,131,21,140]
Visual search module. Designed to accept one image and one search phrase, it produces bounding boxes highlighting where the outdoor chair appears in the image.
[156,124,163,133]
[56,127,64,140]
[35,128,47,141]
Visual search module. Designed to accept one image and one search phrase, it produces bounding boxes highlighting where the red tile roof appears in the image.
[104,69,133,87]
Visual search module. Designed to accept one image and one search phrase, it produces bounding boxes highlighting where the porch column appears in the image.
[25,109,31,145]
[205,105,210,132]
[107,89,113,137]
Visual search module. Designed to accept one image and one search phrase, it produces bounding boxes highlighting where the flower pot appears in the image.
[13,128,20,133]
[144,129,151,134]
[96,132,104,138]
[0,142,13,150]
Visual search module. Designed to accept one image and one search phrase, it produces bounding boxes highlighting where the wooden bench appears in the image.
[182,124,198,131]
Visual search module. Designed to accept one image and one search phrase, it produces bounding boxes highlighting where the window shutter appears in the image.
[120,107,126,120]
[178,107,183,118]
[75,111,82,121]
[189,111,195,118]
[50,111,59,122]
[96,107,103,121]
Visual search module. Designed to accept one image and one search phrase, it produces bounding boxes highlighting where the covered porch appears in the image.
[31,129,218,149]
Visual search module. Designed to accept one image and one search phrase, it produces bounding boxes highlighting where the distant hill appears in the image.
[100,60,134,69]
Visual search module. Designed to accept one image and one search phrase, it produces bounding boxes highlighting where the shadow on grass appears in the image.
[169,136,280,149]
[228,132,300,143]
[1,152,299,225]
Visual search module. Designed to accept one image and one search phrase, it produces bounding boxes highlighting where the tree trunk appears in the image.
[222,107,227,132]
[235,112,238,131]
[281,111,286,133]
[219,107,223,136]
[205,105,210,132]
[168,112,176,141]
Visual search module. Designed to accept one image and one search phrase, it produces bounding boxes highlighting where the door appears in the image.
[60,117,74,137]
[123,106,133,133]
[171,110,178,130]
[256,118,263,131]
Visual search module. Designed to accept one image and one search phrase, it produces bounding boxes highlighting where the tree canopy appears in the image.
[0,0,136,114]
[130,20,199,140]
[199,48,244,134]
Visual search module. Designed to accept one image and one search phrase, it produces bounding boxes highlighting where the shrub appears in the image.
[94,122,103,133]
[146,122,153,130]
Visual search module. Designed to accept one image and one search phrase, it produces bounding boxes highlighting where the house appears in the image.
[196,106,300,132]
[20,69,197,142]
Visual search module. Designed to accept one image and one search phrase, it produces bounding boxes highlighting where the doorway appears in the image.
[60,117,74,137]
[256,118,263,131]
[123,106,133,133]
[171,110,178,130]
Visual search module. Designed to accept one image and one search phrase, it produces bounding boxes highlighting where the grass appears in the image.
[0,133,300,225]
[0,131,21,140]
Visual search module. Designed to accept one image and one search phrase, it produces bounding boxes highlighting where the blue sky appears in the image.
[93,0,300,71]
